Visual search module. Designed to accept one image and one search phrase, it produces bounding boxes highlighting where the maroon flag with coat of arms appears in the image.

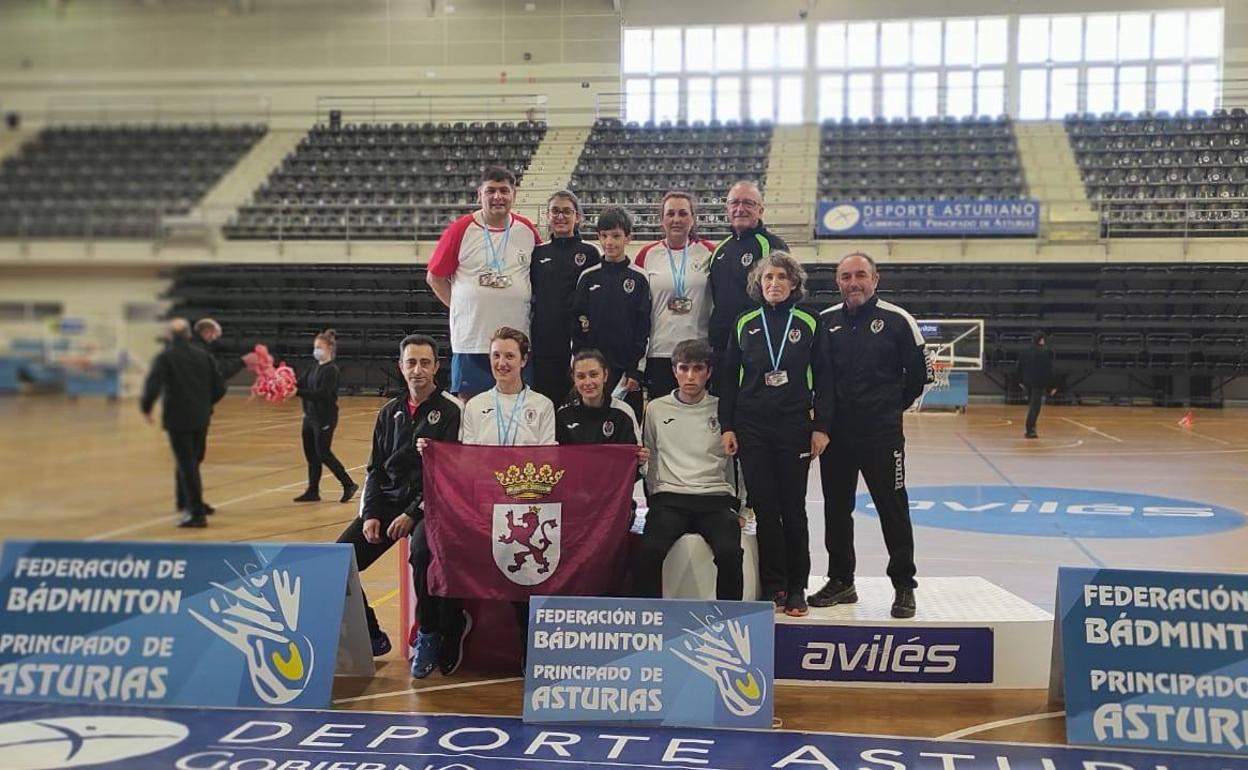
[423,442,637,601]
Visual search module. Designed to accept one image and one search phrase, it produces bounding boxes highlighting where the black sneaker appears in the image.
[808,578,858,608]
[370,630,392,658]
[1024,432,1038,439]
[784,592,809,617]
[203,503,216,515]
[340,482,360,504]
[891,588,916,619]
[770,591,788,612]
[177,513,207,528]
[292,490,321,503]
[438,610,473,676]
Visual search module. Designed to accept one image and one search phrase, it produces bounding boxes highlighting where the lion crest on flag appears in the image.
[492,462,565,585]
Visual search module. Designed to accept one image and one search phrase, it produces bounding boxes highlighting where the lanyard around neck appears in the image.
[493,386,527,446]
[760,306,796,372]
[664,241,689,299]
[481,215,511,274]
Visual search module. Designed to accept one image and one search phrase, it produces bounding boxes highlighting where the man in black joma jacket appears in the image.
[811,253,932,619]
[141,318,226,529]
[331,334,468,679]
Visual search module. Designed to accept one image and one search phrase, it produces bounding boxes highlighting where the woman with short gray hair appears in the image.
[718,250,833,617]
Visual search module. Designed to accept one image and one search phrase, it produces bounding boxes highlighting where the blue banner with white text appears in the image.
[524,596,774,728]
[818,199,1040,236]
[1,701,1246,770]
[0,539,354,709]
[1058,566,1248,756]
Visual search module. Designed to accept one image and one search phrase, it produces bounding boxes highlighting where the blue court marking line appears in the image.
[955,433,1105,567]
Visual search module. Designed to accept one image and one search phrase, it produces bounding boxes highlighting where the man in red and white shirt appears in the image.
[426,166,542,397]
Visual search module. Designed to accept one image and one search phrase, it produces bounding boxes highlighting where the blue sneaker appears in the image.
[370,630,392,658]
[410,631,441,680]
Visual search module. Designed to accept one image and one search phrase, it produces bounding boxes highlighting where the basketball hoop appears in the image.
[931,360,952,391]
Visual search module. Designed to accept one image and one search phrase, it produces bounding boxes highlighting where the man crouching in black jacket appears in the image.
[332,334,465,673]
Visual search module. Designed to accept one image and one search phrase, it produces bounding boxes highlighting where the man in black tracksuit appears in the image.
[529,192,600,405]
[141,319,226,528]
[1017,332,1054,438]
[333,334,466,674]
[707,182,788,385]
[571,207,651,421]
[812,253,932,619]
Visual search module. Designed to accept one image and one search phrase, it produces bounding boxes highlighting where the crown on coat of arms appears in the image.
[494,462,565,499]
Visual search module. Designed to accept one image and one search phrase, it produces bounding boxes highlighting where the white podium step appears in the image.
[775,577,1053,689]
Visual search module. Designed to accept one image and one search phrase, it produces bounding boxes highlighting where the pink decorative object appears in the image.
[242,344,298,403]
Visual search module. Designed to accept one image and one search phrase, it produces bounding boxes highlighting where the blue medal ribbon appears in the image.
[665,241,689,299]
[493,386,528,446]
[760,306,796,373]
[481,216,512,275]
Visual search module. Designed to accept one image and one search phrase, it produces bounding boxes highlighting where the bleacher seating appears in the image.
[223,121,546,241]
[0,124,265,238]
[805,262,1248,405]
[170,260,1247,404]
[166,264,446,393]
[816,115,1026,207]
[569,119,772,241]
[1066,108,1248,236]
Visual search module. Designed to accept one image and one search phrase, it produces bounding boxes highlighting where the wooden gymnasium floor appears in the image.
[2,394,1247,746]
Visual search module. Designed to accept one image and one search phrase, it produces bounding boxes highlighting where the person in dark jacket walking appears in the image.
[707,181,788,386]
[571,207,651,420]
[719,252,833,617]
[140,318,226,528]
[1017,332,1055,439]
[529,190,600,405]
[331,334,465,672]
[293,329,358,503]
[181,317,240,517]
[811,252,932,619]
[192,317,244,381]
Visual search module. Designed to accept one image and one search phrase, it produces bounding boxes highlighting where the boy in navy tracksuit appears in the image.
[571,207,651,421]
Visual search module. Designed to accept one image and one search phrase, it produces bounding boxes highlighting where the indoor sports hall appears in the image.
[0,2,1246,769]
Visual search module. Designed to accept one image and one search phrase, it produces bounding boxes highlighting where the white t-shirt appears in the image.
[460,386,557,446]
[635,238,716,358]
[427,211,542,354]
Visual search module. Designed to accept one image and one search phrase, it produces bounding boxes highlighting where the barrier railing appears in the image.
[313,94,548,126]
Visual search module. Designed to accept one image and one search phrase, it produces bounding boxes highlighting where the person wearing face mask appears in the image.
[811,252,932,620]
[293,329,359,504]
[718,252,834,617]
[635,191,717,401]
[707,181,788,390]
[331,334,463,668]
[529,190,601,405]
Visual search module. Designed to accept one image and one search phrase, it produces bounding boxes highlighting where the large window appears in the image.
[815,16,1007,121]
[622,24,805,124]
[1016,9,1222,117]
[622,9,1222,123]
